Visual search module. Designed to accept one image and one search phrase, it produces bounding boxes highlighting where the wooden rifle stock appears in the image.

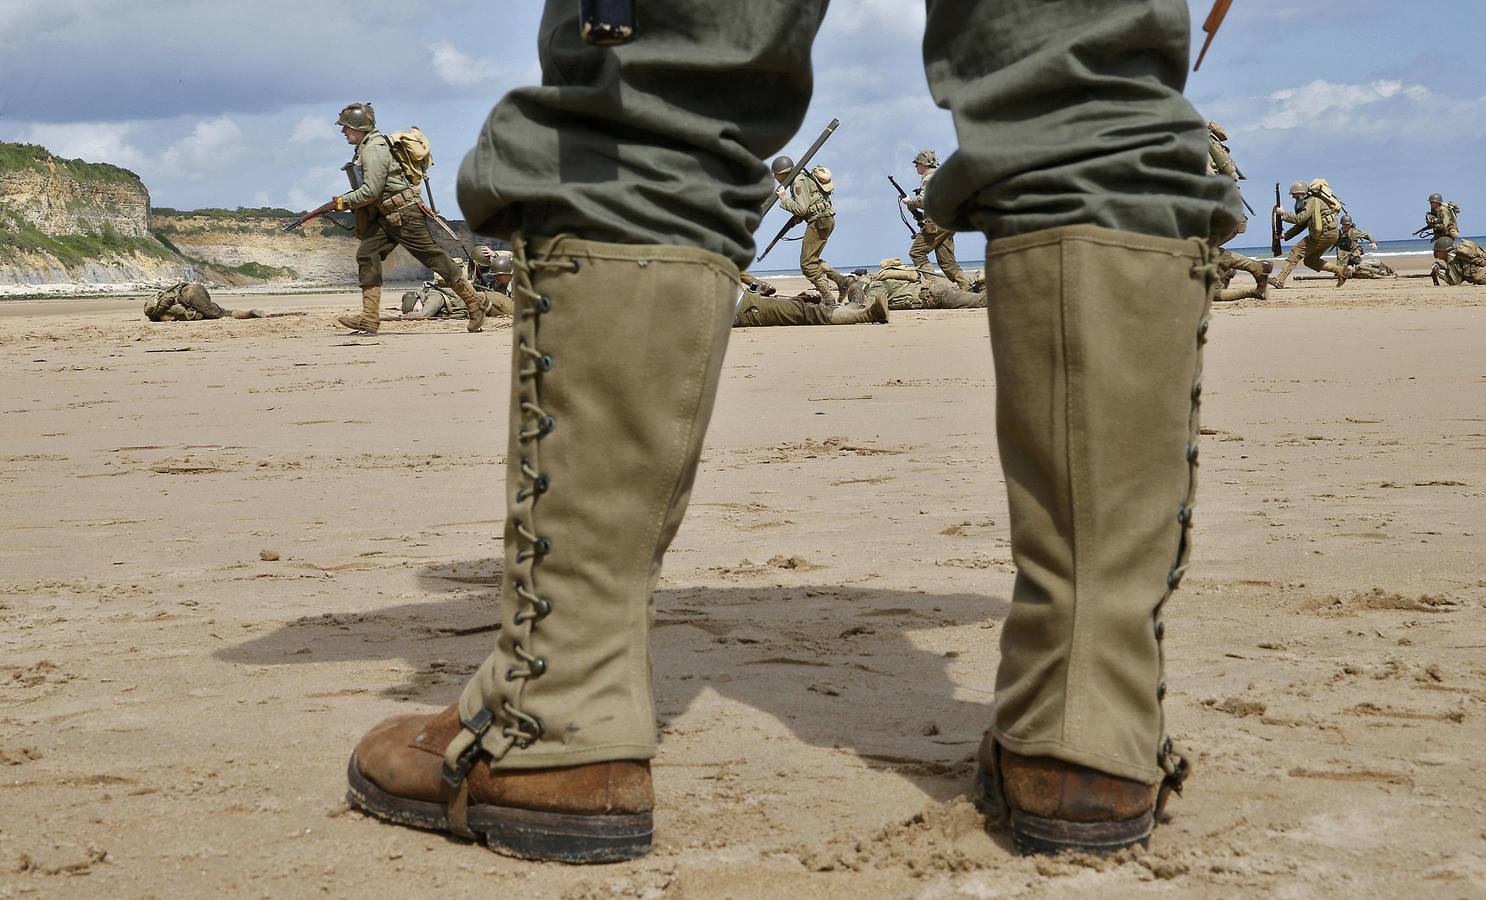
[1271,182,1283,257]
[1194,0,1234,71]
[282,200,347,233]
[757,214,802,263]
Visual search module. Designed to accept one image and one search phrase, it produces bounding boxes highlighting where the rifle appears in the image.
[418,202,473,264]
[757,214,803,263]
[1413,226,1434,239]
[888,175,923,236]
[1271,182,1282,257]
[1194,0,1233,71]
[759,118,840,220]
[282,201,352,233]
[1236,189,1255,217]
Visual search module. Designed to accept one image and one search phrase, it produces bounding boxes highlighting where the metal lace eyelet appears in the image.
[539,415,556,434]
[568,258,581,273]
[1155,621,1166,640]
[1177,505,1191,525]
[1167,570,1183,589]
[1157,682,1168,700]
[540,354,554,371]
[534,537,552,555]
[1186,445,1199,464]
[537,295,552,313]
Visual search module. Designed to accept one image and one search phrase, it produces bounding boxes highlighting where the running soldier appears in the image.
[1424,193,1461,265]
[902,148,974,289]
[1271,180,1346,288]
[347,0,1235,861]
[1206,120,1269,298]
[773,154,847,302]
[330,103,488,333]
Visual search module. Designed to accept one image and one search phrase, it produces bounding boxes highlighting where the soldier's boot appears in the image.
[824,269,851,308]
[347,235,736,863]
[975,226,1206,854]
[827,290,888,325]
[337,287,381,333]
[1255,261,1272,299]
[453,279,487,332]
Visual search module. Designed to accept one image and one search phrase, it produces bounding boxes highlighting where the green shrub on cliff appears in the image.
[0,203,173,267]
[0,141,144,188]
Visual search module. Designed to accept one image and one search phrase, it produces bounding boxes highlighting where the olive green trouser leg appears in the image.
[924,281,987,309]
[1274,230,1341,285]
[1218,248,1265,281]
[987,226,1212,783]
[800,216,838,301]
[451,0,1238,783]
[448,236,735,771]
[734,295,834,327]
[910,229,972,289]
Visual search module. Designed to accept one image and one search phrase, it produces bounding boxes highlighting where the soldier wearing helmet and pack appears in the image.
[144,281,265,322]
[1424,193,1460,262]
[404,246,517,320]
[1271,179,1347,288]
[331,102,489,333]
[772,154,847,302]
[1204,121,1270,300]
[901,148,974,291]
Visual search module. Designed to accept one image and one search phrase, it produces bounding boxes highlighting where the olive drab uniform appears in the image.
[1335,226,1394,279]
[1273,191,1345,287]
[1440,239,1486,285]
[337,126,487,333]
[905,164,973,290]
[863,259,986,310]
[1426,200,1460,252]
[777,168,845,301]
[1205,122,1268,296]
[144,282,263,321]
[733,273,887,327]
[347,0,1238,862]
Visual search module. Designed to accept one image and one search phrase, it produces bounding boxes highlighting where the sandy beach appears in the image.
[2,274,1484,897]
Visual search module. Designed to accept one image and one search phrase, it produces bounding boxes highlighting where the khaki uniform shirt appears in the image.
[778,171,833,223]
[340,130,413,209]
[1427,204,1459,240]
[863,265,930,309]
[1281,195,1336,240]
[903,166,942,230]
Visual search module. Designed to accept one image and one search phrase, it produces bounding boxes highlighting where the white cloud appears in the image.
[289,114,333,145]
[1259,79,1431,130]
[162,116,247,180]
[429,40,499,88]
[824,0,925,37]
[21,121,149,172]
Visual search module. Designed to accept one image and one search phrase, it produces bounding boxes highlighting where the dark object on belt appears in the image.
[580,0,636,46]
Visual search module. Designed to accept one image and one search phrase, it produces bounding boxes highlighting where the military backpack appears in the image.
[386,126,433,186]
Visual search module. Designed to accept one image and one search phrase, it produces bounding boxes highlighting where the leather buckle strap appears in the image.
[441,707,494,789]
[1155,737,1193,818]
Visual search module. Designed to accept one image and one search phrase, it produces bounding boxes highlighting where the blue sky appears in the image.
[2,1,1480,265]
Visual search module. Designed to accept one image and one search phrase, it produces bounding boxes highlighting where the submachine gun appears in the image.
[1271,182,1283,257]
[757,118,840,263]
[888,175,923,237]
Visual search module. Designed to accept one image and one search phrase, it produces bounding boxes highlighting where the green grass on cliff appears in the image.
[0,203,173,267]
[0,141,144,188]
[152,206,298,220]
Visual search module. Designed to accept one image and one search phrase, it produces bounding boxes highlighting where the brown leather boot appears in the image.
[1256,260,1272,299]
[347,705,654,863]
[338,286,381,333]
[977,736,1189,855]
[452,279,486,332]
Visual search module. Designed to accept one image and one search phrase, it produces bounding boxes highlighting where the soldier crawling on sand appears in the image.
[144,282,264,321]
[732,271,888,327]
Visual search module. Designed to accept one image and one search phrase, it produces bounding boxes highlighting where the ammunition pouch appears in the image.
[378,187,420,217]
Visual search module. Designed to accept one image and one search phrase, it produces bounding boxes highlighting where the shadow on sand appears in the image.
[216,558,1009,802]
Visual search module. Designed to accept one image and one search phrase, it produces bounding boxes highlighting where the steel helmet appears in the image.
[770,155,794,176]
[913,148,937,167]
[336,102,376,130]
[1429,192,1443,204]
[1207,121,1228,140]
[489,252,514,276]
[1288,180,1308,196]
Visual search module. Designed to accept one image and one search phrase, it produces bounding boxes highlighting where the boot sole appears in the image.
[976,768,1153,855]
[345,754,652,864]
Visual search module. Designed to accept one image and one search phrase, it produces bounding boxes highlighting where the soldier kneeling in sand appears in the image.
[144,282,263,321]
[403,249,516,321]
[1434,239,1486,286]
